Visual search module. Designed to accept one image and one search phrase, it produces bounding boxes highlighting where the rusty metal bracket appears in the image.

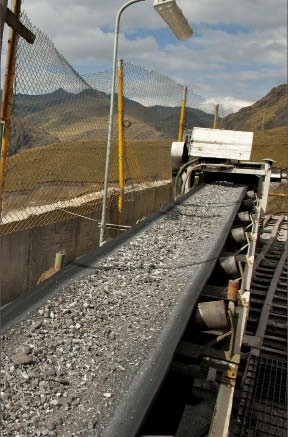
[221,368,237,387]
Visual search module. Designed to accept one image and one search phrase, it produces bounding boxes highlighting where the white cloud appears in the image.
[2,0,286,111]
[180,0,287,32]
[22,0,286,31]
[202,96,254,115]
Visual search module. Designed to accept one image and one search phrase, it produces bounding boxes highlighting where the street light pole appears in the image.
[99,0,192,246]
[99,0,146,246]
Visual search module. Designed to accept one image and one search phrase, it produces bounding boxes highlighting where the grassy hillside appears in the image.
[3,85,287,216]
[5,139,171,191]
[251,126,287,214]
[222,84,287,214]
[2,139,172,213]
[251,126,287,168]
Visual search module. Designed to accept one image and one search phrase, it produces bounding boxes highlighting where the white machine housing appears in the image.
[171,127,253,170]
[188,127,253,160]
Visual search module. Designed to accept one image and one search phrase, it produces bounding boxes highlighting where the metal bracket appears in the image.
[242,334,262,349]
[104,223,132,230]
[201,357,238,374]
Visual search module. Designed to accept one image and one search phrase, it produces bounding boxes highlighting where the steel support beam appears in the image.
[208,372,236,437]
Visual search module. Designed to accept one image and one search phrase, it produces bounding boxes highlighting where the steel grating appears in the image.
[232,216,287,437]
[245,218,287,361]
[235,355,287,437]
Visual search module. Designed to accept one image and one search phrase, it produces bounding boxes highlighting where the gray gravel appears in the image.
[1,183,245,437]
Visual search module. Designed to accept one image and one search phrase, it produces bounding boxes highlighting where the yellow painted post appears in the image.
[117,59,124,213]
[268,192,288,197]
[54,251,64,271]
[0,0,21,214]
[213,103,219,129]
[178,86,187,141]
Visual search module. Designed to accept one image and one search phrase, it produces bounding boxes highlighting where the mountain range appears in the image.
[7,83,287,156]
[223,84,287,131]
[8,88,214,155]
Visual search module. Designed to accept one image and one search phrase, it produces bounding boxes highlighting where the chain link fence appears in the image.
[1,11,215,236]
[1,13,113,234]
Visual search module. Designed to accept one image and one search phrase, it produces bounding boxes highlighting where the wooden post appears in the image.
[178,86,187,141]
[117,59,124,213]
[0,0,21,212]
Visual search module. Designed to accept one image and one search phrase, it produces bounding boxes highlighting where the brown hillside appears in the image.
[223,84,287,131]
[251,126,287,168]
[223,84,287,215]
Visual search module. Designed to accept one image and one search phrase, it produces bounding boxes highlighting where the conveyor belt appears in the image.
[0,183,247,437]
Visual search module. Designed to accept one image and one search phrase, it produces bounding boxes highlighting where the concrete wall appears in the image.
[0,183,172,306]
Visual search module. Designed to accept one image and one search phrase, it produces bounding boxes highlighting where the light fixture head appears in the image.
[153,0,192,40]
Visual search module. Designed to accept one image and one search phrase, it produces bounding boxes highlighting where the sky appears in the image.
[5,0,288,113]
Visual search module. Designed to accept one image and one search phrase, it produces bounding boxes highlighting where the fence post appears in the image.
[213,103,219,129]
[1,1,8,54]
[0,0,21,215]
[118,59,124,213]
[178,86,187,142]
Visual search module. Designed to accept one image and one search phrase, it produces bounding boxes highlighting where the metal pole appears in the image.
[118,59,124,214]
[178,86,187,142]
[99,0,146,246]
[0,0,21,217]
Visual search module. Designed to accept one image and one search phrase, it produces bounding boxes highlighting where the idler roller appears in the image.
[246,190,256,200]
[219,254,239,276]
[230,226,246,244]
[191,300,228,330]
[237,211,251,224]
[171,141,188,171]
[241,198,254,212]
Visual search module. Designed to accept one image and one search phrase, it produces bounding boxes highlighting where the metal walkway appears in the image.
[232,216,287,437]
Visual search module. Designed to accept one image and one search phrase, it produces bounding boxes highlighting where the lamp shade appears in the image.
[153,0,192,40]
